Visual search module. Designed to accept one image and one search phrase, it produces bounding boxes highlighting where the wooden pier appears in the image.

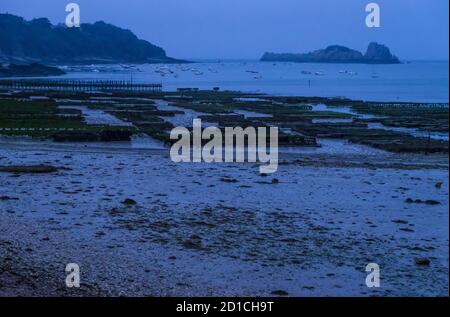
[0,79,162,92]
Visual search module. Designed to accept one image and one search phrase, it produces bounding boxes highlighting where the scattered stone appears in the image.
[122,198,137,206]
[405,198,441,205]
[271,290,289,296]
[0,195,18,201]
[435,182,443,189]
[181,235,203,250]
[392,219,408,224]
[414,258,431,266]
[271,178,279,184]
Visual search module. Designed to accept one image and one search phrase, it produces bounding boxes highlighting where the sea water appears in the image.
[52,60,449,103]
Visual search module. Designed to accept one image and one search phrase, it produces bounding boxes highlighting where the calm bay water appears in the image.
[55,60,449,103]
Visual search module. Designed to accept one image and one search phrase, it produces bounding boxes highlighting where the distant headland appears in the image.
[261,42,401,64]
[0,13,187,65]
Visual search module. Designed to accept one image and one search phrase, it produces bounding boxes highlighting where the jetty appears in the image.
[0,79,162,92]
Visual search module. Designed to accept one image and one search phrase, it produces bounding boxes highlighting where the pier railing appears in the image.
[0,79,162,92]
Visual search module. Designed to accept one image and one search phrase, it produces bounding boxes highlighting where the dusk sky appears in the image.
[1,0,449,60]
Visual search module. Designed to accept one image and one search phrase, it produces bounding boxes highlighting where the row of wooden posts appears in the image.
[369,103,449,109]
[0,79,163,92]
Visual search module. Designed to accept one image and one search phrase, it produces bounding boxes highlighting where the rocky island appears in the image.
[0,13,186,65]
[261,42,400,64]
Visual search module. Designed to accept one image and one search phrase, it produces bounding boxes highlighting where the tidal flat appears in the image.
[0,90,448,296]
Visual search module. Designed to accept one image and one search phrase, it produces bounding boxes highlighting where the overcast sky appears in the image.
[1,0,448,60]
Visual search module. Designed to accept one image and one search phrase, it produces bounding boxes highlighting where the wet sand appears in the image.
[0,141,448,296]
